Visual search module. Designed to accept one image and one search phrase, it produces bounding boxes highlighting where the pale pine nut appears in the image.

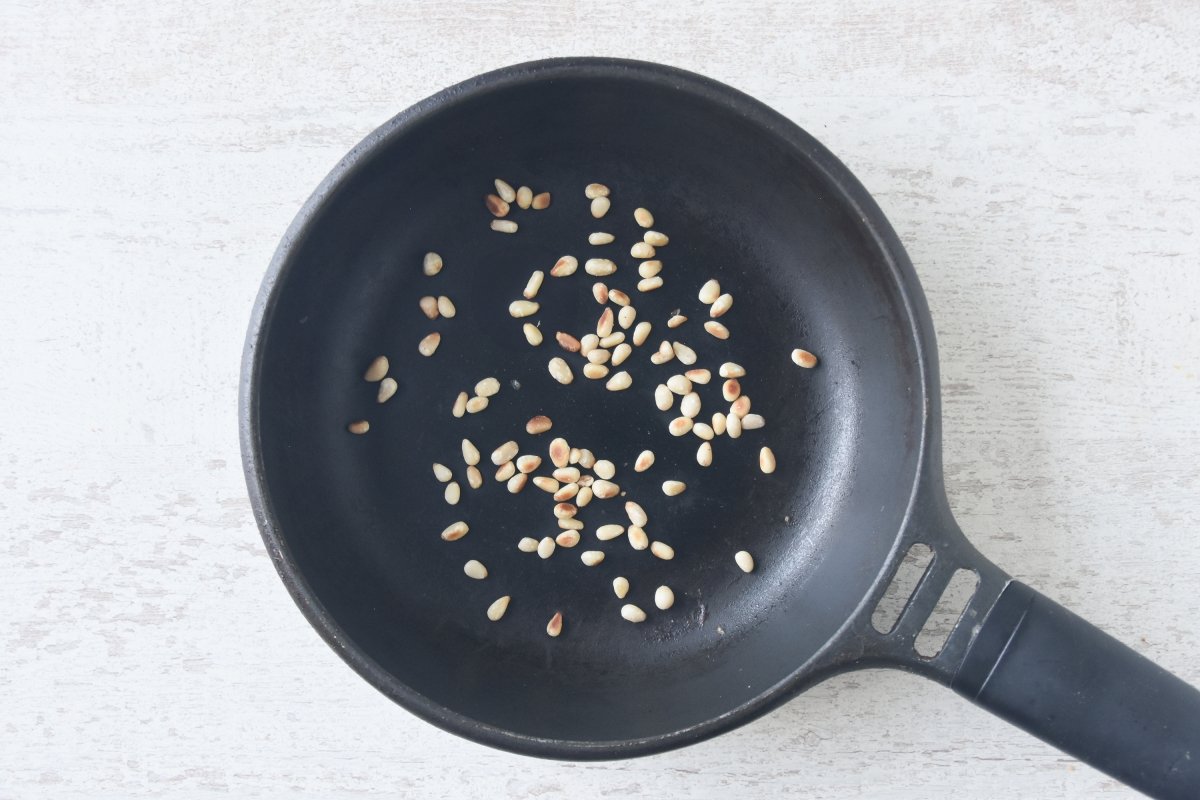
[347,420,370,434]
[583,363,609,380]
[634,207,654,227]
[759,446,776,473]
[655,586,675,610]
[568,447,582,465]
[662,480,686,496]
[532,476,560,493]
[509,300,539,318]
[698,279,720,304]
[486,194,509,217]
[791,348,819,368]
[666,374,692,395]
[668,314,687,329]
[632,321,652,346]
[589,232,614,245]
[487,595,511,621]
[581,551,605,566]
[585,183,609,199]
[432,463,453,483]
[710,293,733,317]
[556,331,581,352]
[650,541,675,560]
[719,362,746,378]
[655,384,673,411]
[594,460,616,480]
[611,342,632,366]
[465,395,488,414]
[684,368,711,384]
[693,422,715,440]
[377,377,398,403]
[592,480,619,499]
[532,192,551,209]
[723,379,741,402]
[731,395,751,418]
[462,439,480,466]
[419,295,439,319]
[650,340,675,364]
[625,501,647,527]
[553,466,581,483]
[704,320,729,339]
[464,559,487,579]
[631,241,655,259]
[638,276,663,292]
[526,416,553,435]
[613,577,630,599]
[440,521,469,541]
[609,289,630,306]
[418,332,441,356]
[548,357,573,384]
[596,307,614,337]
[697,441,713,467]
[437,296,457,317]
[423,252,443,276]
[516,185,532,209]
[546,611,563,637]
[627,526,649,550]
[517,454,542,473]
[452,391,468,418]
[495,461,516,482]
[712,412,727,436]
[558,517,584,530]
[726,413,742,439]
[538,537,556,559]
[579,449,596,469]
[523,323,543,346]
[742,414,765,430]
[518,536,539,552]
[524,271,545,299]
[592,282,609,304]
[556,530,581,548]
[549,437,570,468]
[669,417,693,436]
[621,604,646,623]
[491,440,519,465]
[576,485,593,507]
[491,219,518,233]
[644,230,669,246]
[494,179,516,202]
[591,196,611,218]
[606,371,632,391]
[671,341,697,365]
[618,305,636,330]
[550,256,578,277]
[638,260,662,278]
[680,392,701,418]
[735,550,755,573]
[554,483,579,501]
[635,450,655,472]
[599,332,625,348]
[596,524,625,541]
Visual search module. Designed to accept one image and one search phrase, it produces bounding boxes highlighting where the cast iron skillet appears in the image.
[241,58,1200,797]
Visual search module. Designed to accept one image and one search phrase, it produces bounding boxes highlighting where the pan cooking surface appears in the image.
[248,62,927,747]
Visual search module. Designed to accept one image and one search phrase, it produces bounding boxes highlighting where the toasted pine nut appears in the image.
[464,559,487,579]
[671,341,697,365]
[680,392,701,418]
[704,320,729,339]
[719,362,746,378]
[609,289,630,306]
[742,414,765,430]
[491,441,519,465]
[634,207,654,228]
[668,314,687,328]
[553,466,580,483]
[655,585,675,610]
[596,307,614,337]
[596,524,625,541]
[697,441,713,467]
[631,241,655,259]
[666,374,692,395]
[553,483,579,502]
[627,525,649,550]
[548,357,573,385]
[735,550,755,573]
[638,276,663,292]
[491,219,518,233]
[655,384,673,411]
[710,293,733,317]
[644,230,669,246]
[461,439,480,466]
[669,417,694,436]
[635,450,655,472]
[613,577,630,598]
[518,536,539,552]
[486,194,510,217]
[556,530,581,547]
[583,363,610,380]
[638,260,662,278]
[591,196,611,218]
[731,395,751,418]
[532,476,560,493]
[632,321,652,346]
[432,463,453,482]
[532,192,551,209]
[465,395,489,414]
[650,541,674,560]
[549,437,570,468]
[495,179,516,202]
[791,348,819,368]
[523,271,545,299]
[611,342,632,366]
[589,232,614,245]
[546,611,563,637]
[712,412,727,436]
[592,283,609,304]
[440,521,469,541]
[693,422,715,440]
[576,485,593,507]
[726,413,743,439]
[517,454,542,473]
[684,368,711,384]
[509,300,539,318]
[581,550,605,566]
[487,595,511,621]
[625,501,648,527]
[585,183,609,199]
[475,377,500,397]
[377,377,398,403]
[621,604,646,623]
[650,340,675,364]
[618,305,636,330]
[495,461,516,482]
[662,480,687,496]
[523,323,543,346]
[722,379,741,402]
[516,185,532,209]
[423,252,443,276]
[418,332,441,356]
[347,420,369,434]
[592,480,619,499]
[556,331,581,352]
[593,460,616,480]
[526,416,554,436]
[550,256,578,277]
[538,537,556,559]
[606,371,632,391]
[419,295,439,319]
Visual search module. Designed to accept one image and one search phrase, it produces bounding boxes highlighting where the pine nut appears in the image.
[631,241,655,259]
[672,341,697,365]
[532,476,560,493]
[553,466,580,483]
[556,530,581,548]
[627,525,649,550]
[437,295,457,318]
[347,420,369,434]
[440,521,469,541]
[680,392,701,418]
[638,260,662,278]
[583,363,610,380]
[712,412,727,436]
[693,422,715,440]
[445,481,461,505]
[644,230,669,246]
[516,186,532,209]
[567,447,580,464]
[495,179,516,202]
[723,379,741,402]
[487,595,511,621]
[548,357,573,384]
[464,559,487,579]
[591,196,611,218]
[735,550,755,573]
[669,417,693,436]
[555,332,581,353]
[532,192,551,210]
[650,541,675,560]
[592,480,619,499]
[592,282,609,304]
[662,480,686,496]
[599,332,625,348]
[618,306,636,330]
[684,368,711,384]
[553,503,578,520]
[550,256,577,277]
[621,604,646,623]
[609,289,630,306]
[596,307,614,337]
[586,259,619,280]
[655,585,675,610]
[719,362,746,378]
[704,320,729,339]
[585,183,609,199]
[549,437,570,468]
[611,342,632,366]
[742,414,765,430]
[650,340,674,364]
[606,371,632,391]
[518,537,539,552]
[546,611,563,637]
[726,413,743,439]
[594,460,616,480]
[581,551,605,566]
[579,449,596,469]
[538,537,556,559]
[625,501,647,527]
[655,384,673,411]
[377,377,398,403]
[697,441,713,466]
[758,446,776,473]
[466,465,483,488]
[491,441,519,465]
[419,296,439,319]
[589,232,614,245]
[558,517,584,530]
[632,321,652,346]
[423,252,443,276]
[491,219,518,233]
[524,271,545,299]
[791,348,819,368]
[418,332,441,356]
[433,463,453,482]
[475,377,500,397]
[731,395,751,417]
[523,323,543,346]
[509,300,539,318]
[586,347,610,364]
[517,455,542,473]
[451,391,468,418]
[635,450,655,472]
[613,577,630,599]
[638,276,663,292]
[576,485,593,507]
[667,374,692,395]
[634,207,654,228]
[465,395,489,414]
[553,482,578,501]
[486,194,510,217]
[668,314,687,329]
[710,293,733,317]
[461,439,480,465]
[596,524,625,541]
[697,279,720,304]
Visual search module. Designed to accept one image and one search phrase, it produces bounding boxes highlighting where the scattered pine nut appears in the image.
[667,374,692,395]
[611,342,632,366]
[698,279,720,304]
[723,379,742,402]
[486,194,510,217]
[592,480,620,499]
[655,585,675,610]
[549,438,570,468]
[634,207,654,228]
[553,466,581,483]
[524,271,545,299]
[680,392,701,418]
[684,368,711,384]
[635,450,655,472]
[491,441,519,466]
[650,541,675,560]
[585,183,610,199]
[452,391,468,418]
[630,241,655,259]
[465,395,489,414]
[518,536,539,552]
[556,332,581,352]
[470,377,499,398]
[523,323,543,346]
[638,276,663,292]
[697,441,713,466]
[532,476,560,493]
[553,483,579,501]
[791,348,819,368]
[423,252,443,277]
[591,196,611,218]
[719,362,746,378]
[731,395,751,418]
[621,604,647,623]
[586,348,610,364]
[347,420,370,434]
[599,332,625,348]
[433,463,453,482]
[606,371,632,391]
[585,257,617,277]
[710,293,733,317]
[655,384,673,411]
[532,192,552,209]
[704,320,729,339]
[546,611,563,637]
[487,595,511,621]
[613,577,630,599]
[589,232,614,245]
[579,449,596,469]
[592,282,609,304]
[693,422,715,440]
[538,537,556,559]
[580,333,600,355]
[526,416,553,435]
[726,413,743,439]
[650,340,675,364]
[583,363,610,380]
[632,321,652,346]
[509,300,539,318]
[627,525,649,550]
[553,502,577,520]
[596,307,614,337]
[516,186,533,209]
[491,219,518,233]
[464,559,488,580]
[556,530,581,548]
[668,314,687,328]
[609,289,631,306]
[550,256,578,277]
[672,341,697,365]
[593,460,616,480]
[581,550,605,566]
[440,521,469,541]
[364,356,389,382]
[462,439,480,466]
[742,413,765,430]
[576,485,594,507]
[618,306,636,330]
[662,480,687,496]
[759,446,776,473]
[735,550,755,573]
[625,501,648,527]
[712,412,727,436]
[419,296,439,319]
[596,524,625,541]
[437,296,456,318]
[638,260,662,278]
[517,455,542,474]
[466,465,483,488]
[445,481,461,505]
[495,179,516,202]
[377,377,398,403]
[669,417,694,436]
[644,230,669,246]
[558,517,584,530]
[548,357,574,384]
[568,446,581,464]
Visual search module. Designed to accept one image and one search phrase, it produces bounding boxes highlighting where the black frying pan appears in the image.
[241,59,1200,797]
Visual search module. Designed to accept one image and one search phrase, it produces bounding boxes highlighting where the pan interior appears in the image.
[250,65,925,747]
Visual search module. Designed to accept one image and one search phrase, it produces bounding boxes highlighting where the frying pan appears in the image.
[240,58,1200,797]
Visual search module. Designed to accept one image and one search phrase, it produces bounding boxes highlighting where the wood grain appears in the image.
[2,1,1198,797]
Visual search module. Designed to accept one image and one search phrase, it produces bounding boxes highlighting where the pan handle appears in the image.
[951,580,1200,799]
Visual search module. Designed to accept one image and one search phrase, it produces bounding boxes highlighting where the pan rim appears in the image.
[239,56,935,759]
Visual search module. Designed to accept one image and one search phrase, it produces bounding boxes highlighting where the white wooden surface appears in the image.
[3,2,1199,797]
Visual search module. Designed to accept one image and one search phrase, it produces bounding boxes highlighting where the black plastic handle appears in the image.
[952,581,1200,799]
